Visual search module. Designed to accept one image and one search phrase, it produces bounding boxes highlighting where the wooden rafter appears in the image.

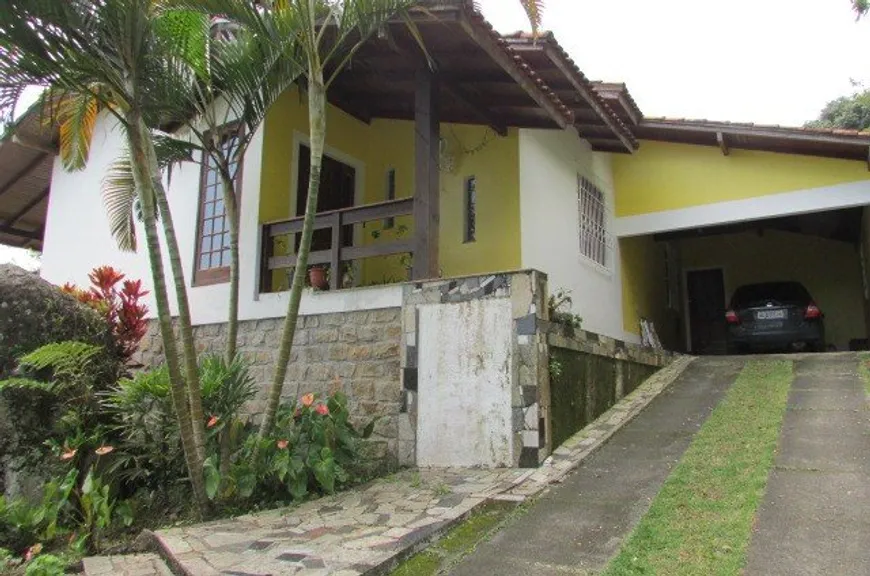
[0,153,48,199]
[0,186,49,229]
[717,132,730,156]
[441,80,507,137]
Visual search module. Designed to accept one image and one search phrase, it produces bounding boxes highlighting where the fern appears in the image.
[18,341,104,379]
[0,377,55,393]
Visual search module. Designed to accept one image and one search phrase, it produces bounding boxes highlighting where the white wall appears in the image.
[41,112,402,325]
[518,129,630,342]
[416,299,514,468]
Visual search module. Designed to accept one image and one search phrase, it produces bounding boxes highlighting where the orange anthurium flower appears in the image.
[60,448,77,461]
[276,439,289,449]
[207,415,220,428]
[315,404,330,416]
[301,393,315,407]
[94,445,114,456]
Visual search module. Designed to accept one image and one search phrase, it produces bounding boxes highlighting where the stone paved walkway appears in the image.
[83,357,695,576]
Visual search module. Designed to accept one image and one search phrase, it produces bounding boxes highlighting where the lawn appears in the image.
[602,359,793,576]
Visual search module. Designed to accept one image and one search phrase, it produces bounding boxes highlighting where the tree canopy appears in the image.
[805,88,870,131]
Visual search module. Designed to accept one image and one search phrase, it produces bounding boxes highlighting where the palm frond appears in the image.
[102,155,139,252]
[57,90,100,171]
[519,0,545,37]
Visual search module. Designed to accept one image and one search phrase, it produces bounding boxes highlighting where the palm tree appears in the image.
[0,0,211,513]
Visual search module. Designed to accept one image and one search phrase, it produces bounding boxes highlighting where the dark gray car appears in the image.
[726,281,825,353]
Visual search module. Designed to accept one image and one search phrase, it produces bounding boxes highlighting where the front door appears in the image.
[686,268,727,354]
[296,144,355,251]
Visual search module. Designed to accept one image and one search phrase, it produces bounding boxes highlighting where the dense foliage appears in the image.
[805,88,870,131]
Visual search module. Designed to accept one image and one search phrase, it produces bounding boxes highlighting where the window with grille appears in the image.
[577,175,608,267]
[194,126,242,286]
[384,168,396,229]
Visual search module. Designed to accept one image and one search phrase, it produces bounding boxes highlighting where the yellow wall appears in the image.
[259,88,521,287]
[612,140,870,217]
[620,236,678,348]
[678,230,865,351]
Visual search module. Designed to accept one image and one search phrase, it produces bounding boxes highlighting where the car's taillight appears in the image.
[725,310,740,324]
[805,303,822,320]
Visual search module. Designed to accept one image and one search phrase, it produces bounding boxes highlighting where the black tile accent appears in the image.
[522,386,537,406]
[405,345,417,368]
[277,552,307,562]
[539,420,546,448]
[491,274,508,293]
[519,447,539,468]
[400,389,408,413]
[615,339,626,350]
[585,331,599,342]
[319,504,343,514]
[302,558,326,569]
[512,407,524,432]
[247,540,273,551]
[515,314,537,335]
[403,368,418,392]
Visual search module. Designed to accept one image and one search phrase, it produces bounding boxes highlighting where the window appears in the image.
[194,127,242,286]
[464,176,476,243]
[384,168,396,229]
[577,175,608,267]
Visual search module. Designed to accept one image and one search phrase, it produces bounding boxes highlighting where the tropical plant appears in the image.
[61,266,149,364]
[0,0,211,512]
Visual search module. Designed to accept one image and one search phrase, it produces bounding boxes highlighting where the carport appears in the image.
[612,117,870,355]
[656,207,865,354]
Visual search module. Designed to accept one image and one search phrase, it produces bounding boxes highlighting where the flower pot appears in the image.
[308,266,328,290]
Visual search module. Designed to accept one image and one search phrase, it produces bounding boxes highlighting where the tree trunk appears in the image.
[151,184,207,465]
[257,70,326,439]
[219,171,241,364]
[125,113,208,515]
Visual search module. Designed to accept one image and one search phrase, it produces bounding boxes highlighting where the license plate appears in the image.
[756,309,787,320]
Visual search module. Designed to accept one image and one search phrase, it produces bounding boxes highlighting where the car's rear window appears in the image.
[731,282,811,308]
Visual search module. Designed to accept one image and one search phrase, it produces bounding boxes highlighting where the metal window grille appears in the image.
[384,168,396,229]
[577,175,610,267]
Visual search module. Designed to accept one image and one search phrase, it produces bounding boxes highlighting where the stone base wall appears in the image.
[137,308,403,464]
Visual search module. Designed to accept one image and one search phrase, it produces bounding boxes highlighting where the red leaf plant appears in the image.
[61,266,149,362]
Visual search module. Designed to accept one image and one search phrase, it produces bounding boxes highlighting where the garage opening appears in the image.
[622,206,870,355]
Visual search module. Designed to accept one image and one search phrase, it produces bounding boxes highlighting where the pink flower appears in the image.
[301,393,315,407]
[94,445,114,456]
[207,415,220,428]
[25,543,43,561]
[315,404,330,416]
[276,439,289,449]
[60,448,77,461]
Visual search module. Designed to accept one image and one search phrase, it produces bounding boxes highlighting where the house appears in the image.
[3,1,870,467]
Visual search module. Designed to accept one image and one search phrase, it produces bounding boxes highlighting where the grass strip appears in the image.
[857,353,870,398]
[602,359,793,576]
[389,500,526,576]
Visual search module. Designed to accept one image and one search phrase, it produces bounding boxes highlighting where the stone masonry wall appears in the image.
[137,308,403,464]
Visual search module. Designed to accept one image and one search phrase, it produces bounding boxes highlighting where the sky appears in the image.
[3,0,870,267]
[478,0,870,125]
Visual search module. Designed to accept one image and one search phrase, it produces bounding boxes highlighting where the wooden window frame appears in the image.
[463,175,476,243]
[193,123,244,287]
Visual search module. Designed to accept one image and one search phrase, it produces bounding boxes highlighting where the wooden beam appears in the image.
[0,226,41,240]
[413,65,440,280]
[640,120,870,146]
[717,131,730,156]
[0,186,49,229]
[441,81,507,136]
[0,153,48,199]
[456,11,571,130]
[538,45,635,153]
[327,90,372,124]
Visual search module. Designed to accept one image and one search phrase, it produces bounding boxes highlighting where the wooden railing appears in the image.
[259,197,414,292]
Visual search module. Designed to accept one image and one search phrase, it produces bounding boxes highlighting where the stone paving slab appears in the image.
[83,553,173,576]
[152,468,526,576]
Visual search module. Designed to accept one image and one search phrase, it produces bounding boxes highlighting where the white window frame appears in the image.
[577,174,611,268]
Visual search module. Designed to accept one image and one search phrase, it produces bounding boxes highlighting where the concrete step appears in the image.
[83,553,173,576]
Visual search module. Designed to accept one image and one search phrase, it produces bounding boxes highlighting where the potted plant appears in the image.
[308,265,329,290]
